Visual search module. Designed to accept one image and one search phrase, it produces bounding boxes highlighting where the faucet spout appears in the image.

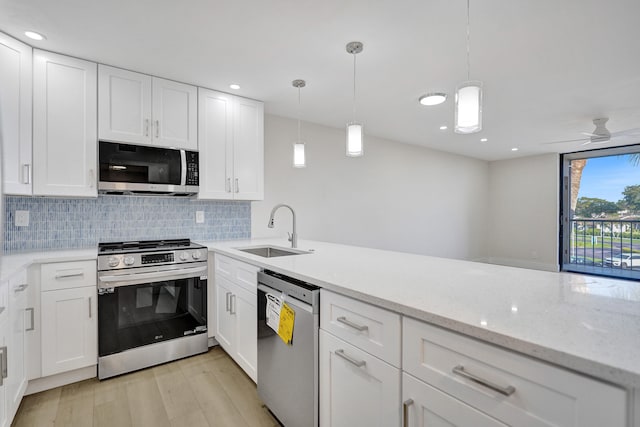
[268,204,297,248]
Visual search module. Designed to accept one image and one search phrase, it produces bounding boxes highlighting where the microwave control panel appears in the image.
[185,151,199,185]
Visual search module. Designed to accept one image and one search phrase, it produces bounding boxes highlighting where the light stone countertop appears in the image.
[204,238,640,389]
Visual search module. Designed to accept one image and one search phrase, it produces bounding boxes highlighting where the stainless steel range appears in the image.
[97,239,208,379]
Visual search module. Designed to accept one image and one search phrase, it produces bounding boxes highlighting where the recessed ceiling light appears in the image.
[439,125,448,130]
[511,147,519,151]
[24,31,46,41]
[419,93,447,106]
[480,138,488,142]
[229,84,240,90]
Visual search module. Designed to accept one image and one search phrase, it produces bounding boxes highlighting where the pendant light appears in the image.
[346,41,364,157]
[454,0,483,134]
[292,79,306,168]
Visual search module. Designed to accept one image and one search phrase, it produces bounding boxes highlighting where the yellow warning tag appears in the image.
[277,302,295,345]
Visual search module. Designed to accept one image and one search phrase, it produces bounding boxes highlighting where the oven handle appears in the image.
[98,265,208,288]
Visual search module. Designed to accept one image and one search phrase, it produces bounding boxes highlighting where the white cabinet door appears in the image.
[198,89,264,201]
[0,314,8,427]
[233,97,264,200]
[41,286,97,377]
[233,285,257,382]
[7,270,28,422]
[319,330,401,427]
[198,88,234,200]
[98,64,152,145]
[215,277,235,354]
[403,373,507,427]
[152,77,197,150]
[33,50,97,197]
[0,33,32,195]
[25,266,40,381]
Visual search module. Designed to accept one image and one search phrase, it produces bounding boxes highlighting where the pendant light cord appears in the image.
[352,52,357,122]
[466,0,471,80]
[297,86,301,142]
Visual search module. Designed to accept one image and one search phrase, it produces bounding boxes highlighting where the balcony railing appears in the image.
[566,218,640,279]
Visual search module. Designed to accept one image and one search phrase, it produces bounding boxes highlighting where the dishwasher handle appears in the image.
[257,284,313,313]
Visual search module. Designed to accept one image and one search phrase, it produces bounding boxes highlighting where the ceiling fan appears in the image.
[544,118,640,146]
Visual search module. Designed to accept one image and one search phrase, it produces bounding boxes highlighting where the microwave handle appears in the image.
[180,151,187,186]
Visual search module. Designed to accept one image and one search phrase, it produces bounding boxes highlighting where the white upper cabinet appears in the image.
[98,65,152,145]
[152,77,197,149]
[0,33,32,195]
[98,65,197,150]
[33,50,97,197]
[198,88,264,200]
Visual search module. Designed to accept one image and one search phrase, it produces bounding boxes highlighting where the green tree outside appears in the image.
[575,197,619,217]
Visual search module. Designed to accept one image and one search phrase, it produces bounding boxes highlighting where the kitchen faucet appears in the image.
[268,204,297,248]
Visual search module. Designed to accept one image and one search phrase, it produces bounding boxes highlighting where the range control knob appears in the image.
[108,256,120,268]
[123,256,135,266]
[192,250,202,260]
[179,252,189,261]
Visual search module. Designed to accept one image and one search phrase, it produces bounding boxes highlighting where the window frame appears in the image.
[560,143,640,280]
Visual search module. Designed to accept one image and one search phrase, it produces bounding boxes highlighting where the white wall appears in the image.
[486,153,559,271]
[252,114,490,260]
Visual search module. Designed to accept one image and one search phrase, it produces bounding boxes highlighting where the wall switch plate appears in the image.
[15,210,29,227]
[196,211,205,224]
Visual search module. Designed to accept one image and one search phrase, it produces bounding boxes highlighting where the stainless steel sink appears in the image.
[236,245,310,258]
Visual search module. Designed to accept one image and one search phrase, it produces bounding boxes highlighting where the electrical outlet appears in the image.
[196,211,205,224]
[15,210,29,227]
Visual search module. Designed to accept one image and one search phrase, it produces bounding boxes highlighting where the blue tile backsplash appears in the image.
[3,196,251,253]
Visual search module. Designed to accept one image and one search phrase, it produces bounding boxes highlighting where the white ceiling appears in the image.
[1,0,639,161]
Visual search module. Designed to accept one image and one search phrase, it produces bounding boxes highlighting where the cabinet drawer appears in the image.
[214,254,259,294]
[403,317,627,427]
[320,290,400,367]
[320,330,401,427]
[41,260,97,291]
[403,373,507,427]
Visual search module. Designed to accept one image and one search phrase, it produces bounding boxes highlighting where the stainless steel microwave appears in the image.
[98,141,199,196]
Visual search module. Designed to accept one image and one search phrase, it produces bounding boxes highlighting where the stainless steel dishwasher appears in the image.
[257,270,320,427]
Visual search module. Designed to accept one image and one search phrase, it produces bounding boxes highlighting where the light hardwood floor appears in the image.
[12,346,280,427]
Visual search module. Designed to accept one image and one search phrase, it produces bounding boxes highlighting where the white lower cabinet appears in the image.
[402,373,506,427]
[7,270,28,423]
[403,317,627,427]
[0,315,8,427]
[41,286,97,376]
[319,330,400,427]
[214,255,259,382]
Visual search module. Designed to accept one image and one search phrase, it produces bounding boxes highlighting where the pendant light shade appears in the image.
[346,123,363,156]
[454,0,483,135]
[292,79,306,168]
[454,81,482,134]
[346,41,364,157]
[293,142,306,168]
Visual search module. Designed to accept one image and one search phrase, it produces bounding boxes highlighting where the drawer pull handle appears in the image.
[452,365,516,396]
[14,284,28,293]
[55,270,84,279]
[403,399,414,427]
[337,316,368,332]
[225,292,231,312]
[335,349,366,368]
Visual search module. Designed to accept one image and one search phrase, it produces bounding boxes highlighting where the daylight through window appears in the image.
[561,145,640,280]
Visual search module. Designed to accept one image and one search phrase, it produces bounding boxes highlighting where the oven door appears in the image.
[97,263,207,357]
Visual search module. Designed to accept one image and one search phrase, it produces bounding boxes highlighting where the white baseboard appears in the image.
[25,365,97,395]
[475,257,559,272]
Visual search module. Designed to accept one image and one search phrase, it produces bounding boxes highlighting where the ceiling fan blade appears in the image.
[610,128,640,137]
[542,137,590,145]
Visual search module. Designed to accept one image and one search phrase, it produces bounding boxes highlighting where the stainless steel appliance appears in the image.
[257,270,320,427]
[97,239,208,379]
[98,141,199,195]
